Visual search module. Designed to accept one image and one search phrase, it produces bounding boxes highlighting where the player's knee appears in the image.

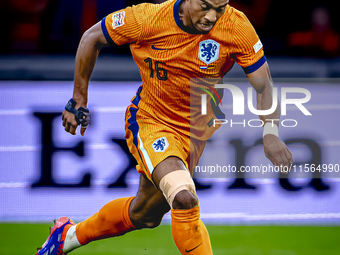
[172,190,198,209]
[129,212,163,229]
[159,170,198,209]
[142,218,162,229]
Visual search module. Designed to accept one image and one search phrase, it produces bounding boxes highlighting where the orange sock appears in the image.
[171,206,213,255]
[76,196,135,245]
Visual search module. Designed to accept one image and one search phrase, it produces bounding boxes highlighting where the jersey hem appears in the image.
[101,17,116,46]
[243,55,267,74]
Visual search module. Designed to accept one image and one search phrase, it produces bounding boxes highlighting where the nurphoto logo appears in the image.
[200,84,312,128]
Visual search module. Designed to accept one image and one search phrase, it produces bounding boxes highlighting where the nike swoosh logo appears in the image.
[151,45,167,50]
[185,243,202,253]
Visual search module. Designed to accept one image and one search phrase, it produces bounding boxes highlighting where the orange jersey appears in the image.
[102,0,265,140]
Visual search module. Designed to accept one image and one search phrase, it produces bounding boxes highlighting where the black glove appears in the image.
[65,98,90,128]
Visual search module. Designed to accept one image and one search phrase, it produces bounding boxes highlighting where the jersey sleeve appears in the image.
[101,4,146,46]
[231,12,266,74]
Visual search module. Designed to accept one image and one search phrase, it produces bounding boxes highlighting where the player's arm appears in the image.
[62,21,111,136]
[246,61,293,171]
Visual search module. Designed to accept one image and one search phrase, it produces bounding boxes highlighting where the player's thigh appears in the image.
[129,173,170,229]
[152,156,187,187]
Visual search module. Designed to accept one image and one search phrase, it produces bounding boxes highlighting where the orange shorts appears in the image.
[125,104,206,183]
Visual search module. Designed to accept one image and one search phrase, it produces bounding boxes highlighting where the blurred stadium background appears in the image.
[0,0,340,254]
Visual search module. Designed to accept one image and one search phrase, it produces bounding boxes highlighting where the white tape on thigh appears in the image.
[159,170,197,208]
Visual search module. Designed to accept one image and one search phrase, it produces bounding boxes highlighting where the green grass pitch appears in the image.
[0,223,339,255]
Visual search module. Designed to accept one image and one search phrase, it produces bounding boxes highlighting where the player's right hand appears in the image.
[62,110,79,135]
[63,98,90,136]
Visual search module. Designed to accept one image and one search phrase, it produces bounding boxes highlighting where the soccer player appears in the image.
[36,0,293,254]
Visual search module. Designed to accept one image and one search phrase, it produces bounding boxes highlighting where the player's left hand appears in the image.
[263,135,293,174]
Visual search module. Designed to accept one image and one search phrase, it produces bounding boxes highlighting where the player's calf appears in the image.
[129,211,164,229]
[158,170,212,254]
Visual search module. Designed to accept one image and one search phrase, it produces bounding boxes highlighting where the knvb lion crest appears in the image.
[199,39,220,65]
[152,137,169,152]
